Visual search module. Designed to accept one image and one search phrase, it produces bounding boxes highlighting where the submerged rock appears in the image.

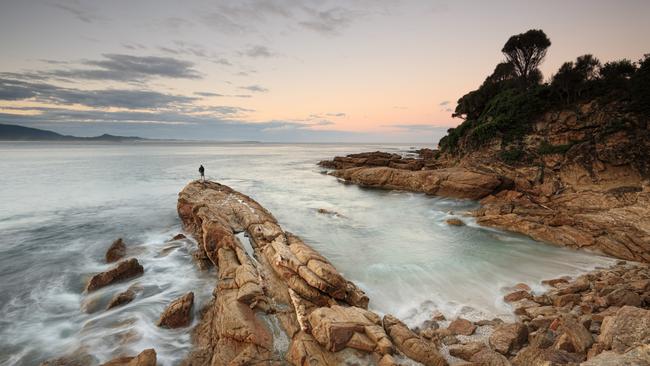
[447,318,476,336]
[106,284,141,310]
[106,238,127,263]
[86,258,144,292]
[445,218,465,226]
[157,292,194,328]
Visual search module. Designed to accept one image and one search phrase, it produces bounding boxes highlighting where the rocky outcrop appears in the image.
[177,180,445,365]
[158,292,194,328]
[319,102,650,262]
[383,315,447,366]
[86,258,143,292]
[106,238,127,263]
[330,166,505,200]
[101,349,156,366]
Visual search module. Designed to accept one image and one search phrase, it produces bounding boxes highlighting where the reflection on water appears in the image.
[0,142,614,365]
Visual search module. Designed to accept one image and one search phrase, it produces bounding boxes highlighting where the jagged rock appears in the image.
[158,292,194,328]
[101,349,156,366]
[447,318,476,336]
[448,342,487,361]
[604,288,641,307]
[598,305,650,352]
[554,315,593,353]
[581,344,650,366]
[489,322,528,355]
[383,315,448,366]
[40,350,95,366]
[511,345,584,365]
[106,238,127,263]
[86,258,144,292]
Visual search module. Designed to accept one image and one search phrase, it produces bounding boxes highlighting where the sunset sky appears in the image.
[1,0,648,142]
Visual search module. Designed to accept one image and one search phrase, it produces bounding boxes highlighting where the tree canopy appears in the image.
[501,29,551,80]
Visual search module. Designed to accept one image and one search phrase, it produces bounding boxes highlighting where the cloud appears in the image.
[41,54,201,82]
[50,0,104,23]
[299,7,356,35]
[326,112,346,117]
[239,84,268,93]
[0,77,195,109]
[213,58,233,66]
[439,100,450,106]
[382,124,446,132]
[240,45,274,58]
[194,92,224,97]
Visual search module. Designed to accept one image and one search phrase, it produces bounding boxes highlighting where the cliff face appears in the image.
[320,101,650,262]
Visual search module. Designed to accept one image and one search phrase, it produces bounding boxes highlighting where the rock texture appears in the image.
[86,258,144,292]
[319,102,650,262]
[158,292,194,328]
[177,180,446,365]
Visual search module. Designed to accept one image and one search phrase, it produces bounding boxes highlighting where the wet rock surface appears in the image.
[177,180,449,365]
[157,292,194,328]
[85,258,144,292]
[106,238,127,263]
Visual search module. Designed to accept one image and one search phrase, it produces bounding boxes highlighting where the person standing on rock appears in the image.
[198,165,205,182]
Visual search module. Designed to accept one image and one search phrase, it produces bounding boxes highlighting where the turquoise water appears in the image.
[0,142,614,365]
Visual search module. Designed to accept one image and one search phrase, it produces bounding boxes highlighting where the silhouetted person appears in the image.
[199,165,205,182]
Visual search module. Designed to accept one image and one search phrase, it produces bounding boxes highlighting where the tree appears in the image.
[600,59,636,81]
[502,29,551,80]
[631,54,650,114]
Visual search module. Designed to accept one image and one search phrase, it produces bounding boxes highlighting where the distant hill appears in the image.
[0,124,146,141]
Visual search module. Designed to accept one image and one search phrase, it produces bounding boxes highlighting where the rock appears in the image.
[106,285,140,310]
[511,299,540,315]
[511,345,584,365]
[106,238,127,263]
[525,305,557,318]
[157,292,194,328]
[446,218,465,226]
[553,293,581,307]
[100,349,156,366]
[581,344,650,366]
[469,349,511,366]
[331,166,504,200]
[441,335,459,345]
[170,233,186,241]
[86,258,144,292]
[542,278,570,287]
[448,342,487,361]
[604,288,641,307]
[489,322,528,355]
[598,306,650,353]
[554,315,593,353]
[40,350,95,366]
[504,290,532,303]
[447,318,476,336]
[383,314,448,366]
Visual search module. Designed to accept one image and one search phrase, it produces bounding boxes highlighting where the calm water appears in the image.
[0,142,614,365]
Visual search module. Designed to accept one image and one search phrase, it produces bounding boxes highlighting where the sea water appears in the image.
[0,142,614,365]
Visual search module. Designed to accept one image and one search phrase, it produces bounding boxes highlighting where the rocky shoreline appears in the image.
[40,180,649,365]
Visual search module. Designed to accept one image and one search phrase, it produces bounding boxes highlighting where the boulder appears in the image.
[604,288,641,307]
[504,290,532,303]
[86,258,144,292]
[447,318,476,336]
[106,238,127,263]
[157,292,194,328]
[100,349,156,366]
[489,323,528,355]
[446,218,465,226]
[170,233,186,241]
[581,344,650,366]
[383,315,448,366]
[598,306,650,352]
[448,342,487,361]
[469,349,511,366]
[554,315,593,353]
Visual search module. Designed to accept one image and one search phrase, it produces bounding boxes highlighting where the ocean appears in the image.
[0,142,614,365]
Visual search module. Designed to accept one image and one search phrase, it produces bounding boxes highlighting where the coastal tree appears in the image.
[551,54,601,103]
[501,29,551,81]
[600,59,636,81]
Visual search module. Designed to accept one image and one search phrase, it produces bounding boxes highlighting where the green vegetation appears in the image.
[440,29,650,162]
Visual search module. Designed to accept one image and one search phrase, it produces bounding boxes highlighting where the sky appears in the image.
[0,0,648,143]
